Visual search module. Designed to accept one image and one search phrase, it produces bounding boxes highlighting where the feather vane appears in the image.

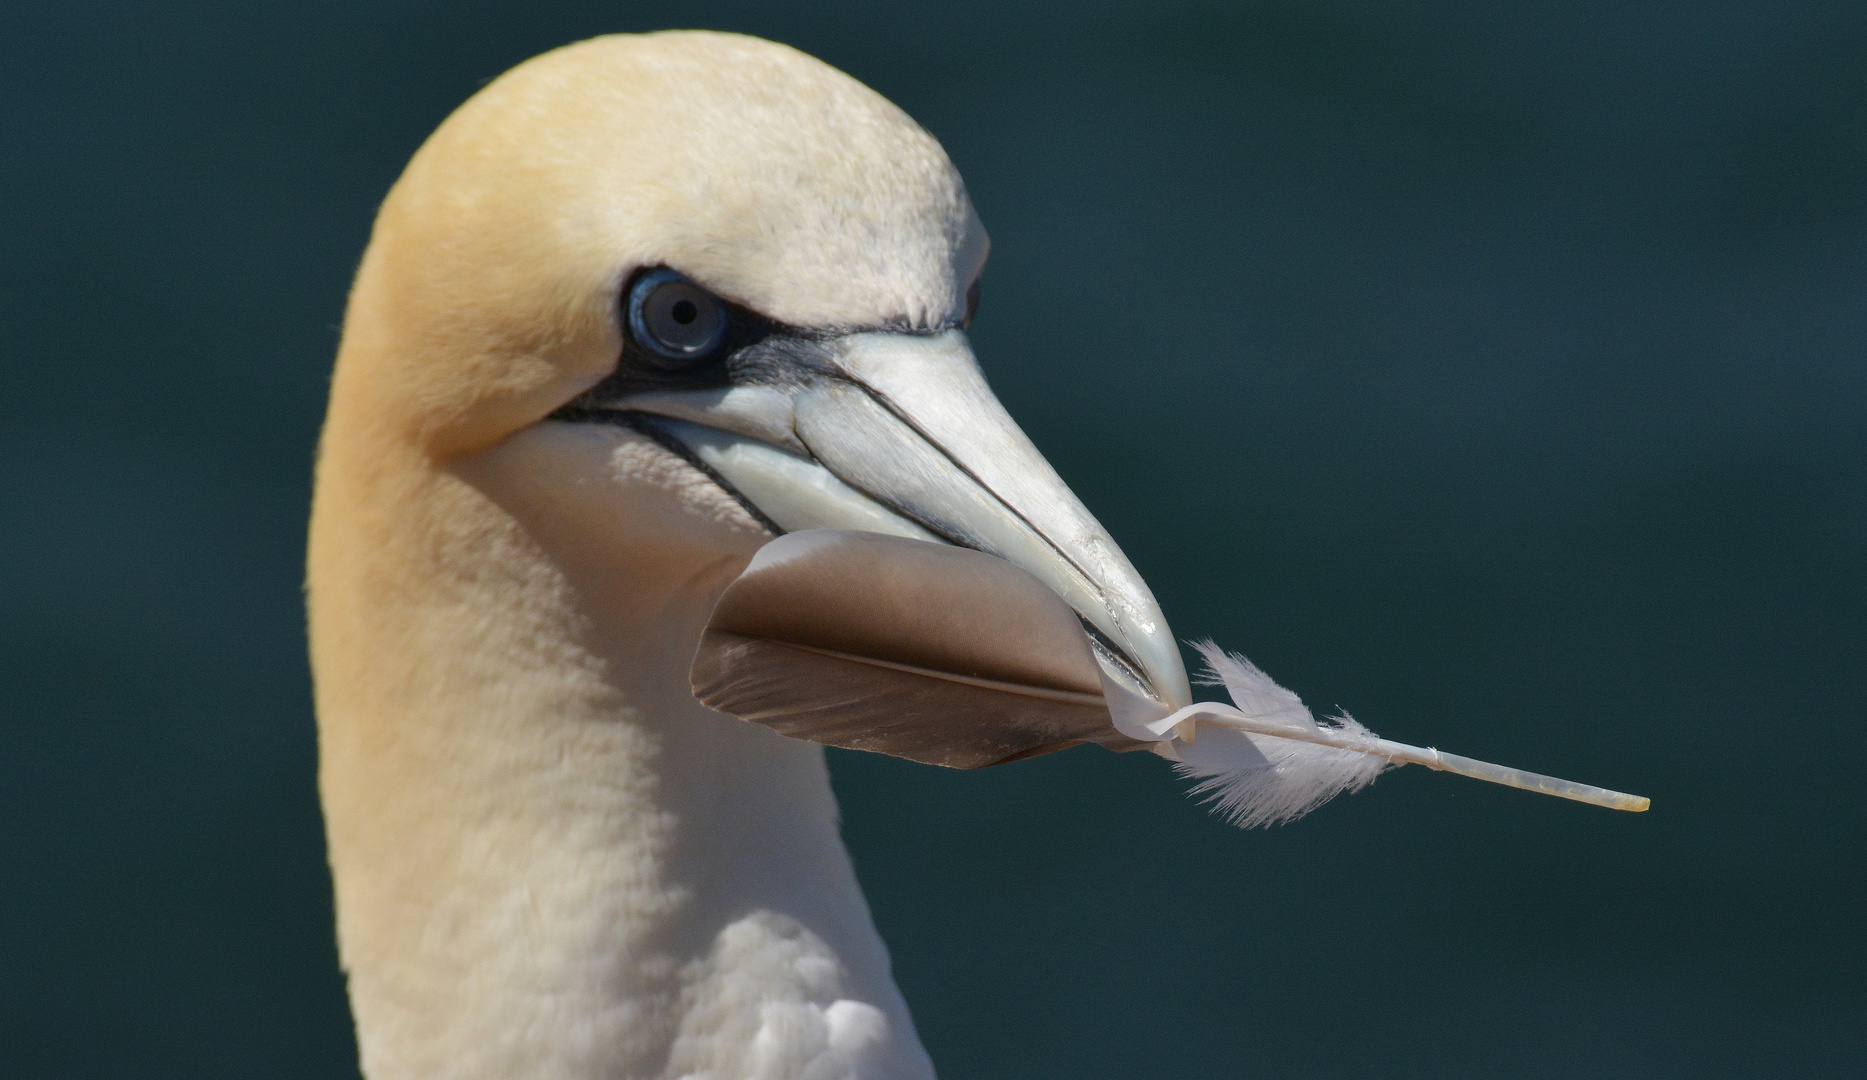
[1172,640,1391,828]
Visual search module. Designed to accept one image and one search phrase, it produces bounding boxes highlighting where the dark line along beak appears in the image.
[583,329,1192,762]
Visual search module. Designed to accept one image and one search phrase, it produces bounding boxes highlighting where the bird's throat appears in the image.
[308,425,935,1079]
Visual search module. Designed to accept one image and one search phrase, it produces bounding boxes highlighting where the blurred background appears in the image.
[4,1,1862,1076]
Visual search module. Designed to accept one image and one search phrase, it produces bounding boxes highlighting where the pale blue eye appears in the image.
[628,268,726,364]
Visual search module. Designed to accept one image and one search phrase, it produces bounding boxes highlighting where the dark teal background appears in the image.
[5,2,1862,1077]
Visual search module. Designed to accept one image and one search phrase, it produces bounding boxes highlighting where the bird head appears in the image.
[323,31,1191,767]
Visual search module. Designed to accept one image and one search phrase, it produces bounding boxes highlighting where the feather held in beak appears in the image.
[693,531,1649,823]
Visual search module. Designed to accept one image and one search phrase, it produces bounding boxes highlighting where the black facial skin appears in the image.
[567,269,831,401]
[549,268,854,533]
[545,267,1145,691]
[555,265,983,407]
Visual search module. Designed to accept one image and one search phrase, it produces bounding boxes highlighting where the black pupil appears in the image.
[671,299,697,325]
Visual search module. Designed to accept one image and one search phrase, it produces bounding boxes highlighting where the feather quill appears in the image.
[1172,640,1391,828]
[1162,640,1649,823]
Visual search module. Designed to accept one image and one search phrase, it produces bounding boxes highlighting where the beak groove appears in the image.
[577,328,1192,733]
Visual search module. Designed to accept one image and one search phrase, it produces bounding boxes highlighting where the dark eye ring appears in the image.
[628,268,727,365]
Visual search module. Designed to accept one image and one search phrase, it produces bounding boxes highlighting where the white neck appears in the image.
[310,423,935,1080]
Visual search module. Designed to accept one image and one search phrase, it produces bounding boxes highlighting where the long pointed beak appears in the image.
[602,329,1192,724]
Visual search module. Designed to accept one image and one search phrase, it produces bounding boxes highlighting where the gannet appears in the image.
[308,31,1193,1080]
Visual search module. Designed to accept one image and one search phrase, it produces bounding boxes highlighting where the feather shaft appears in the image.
[1175,704,1648,812]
